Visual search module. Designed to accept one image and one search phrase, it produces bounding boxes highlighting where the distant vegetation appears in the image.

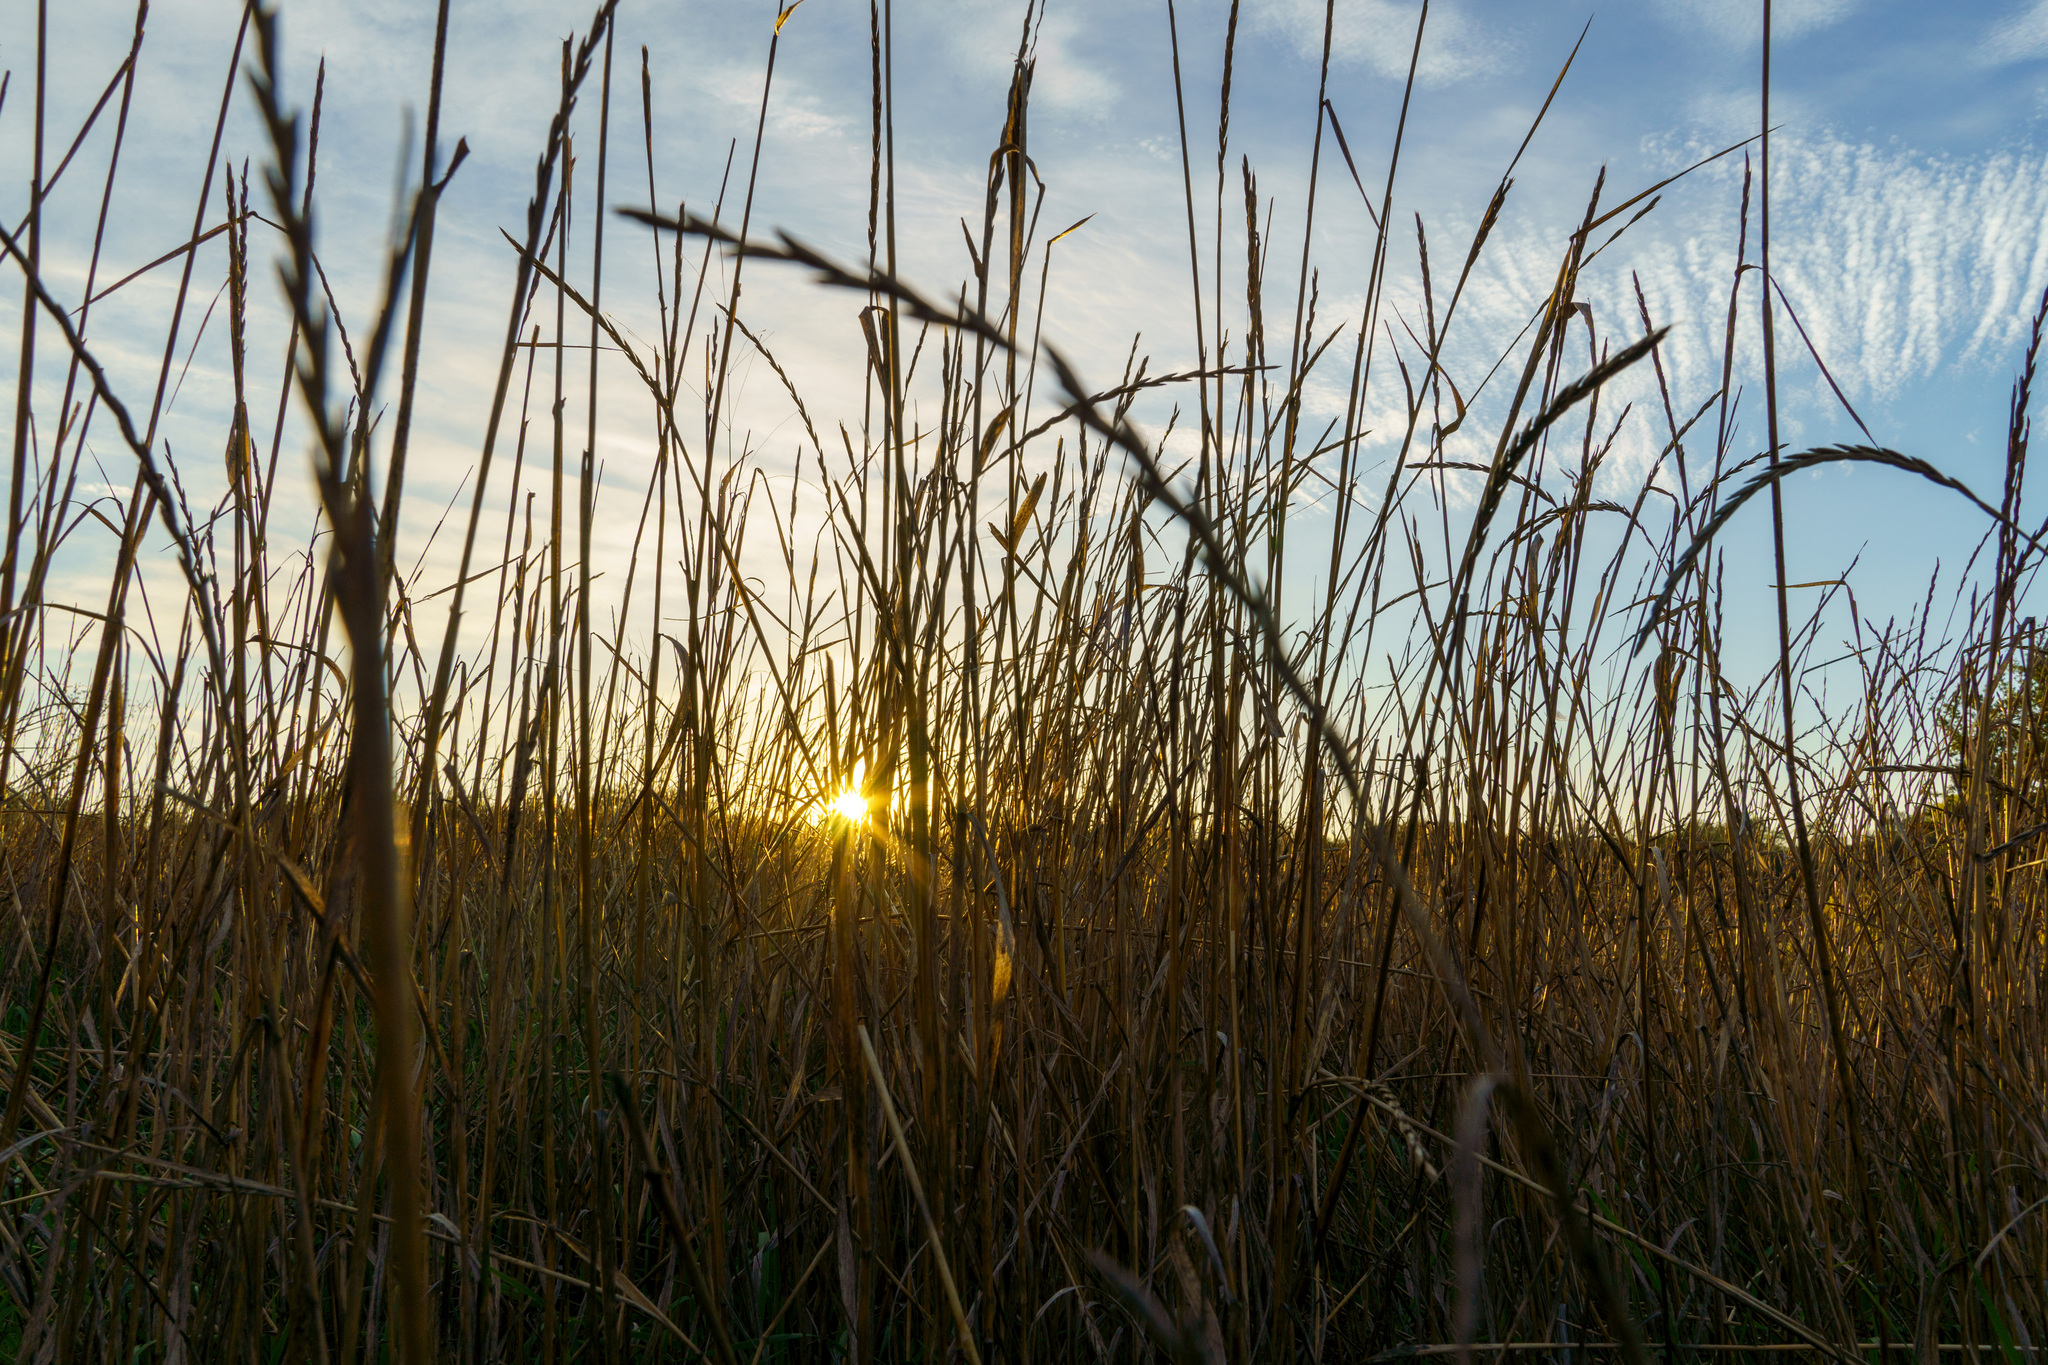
[0,1,2041,1362]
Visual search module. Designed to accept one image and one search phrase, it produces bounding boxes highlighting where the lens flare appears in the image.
[830,789,870,823]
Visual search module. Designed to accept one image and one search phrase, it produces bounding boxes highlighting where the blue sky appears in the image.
[3,0,2046,712]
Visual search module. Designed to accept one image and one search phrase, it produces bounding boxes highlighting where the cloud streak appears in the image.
[1654,0,1862,46]
[1252,0,1516,86]
[1980,0,2048,66]
[1329,130,2048,497]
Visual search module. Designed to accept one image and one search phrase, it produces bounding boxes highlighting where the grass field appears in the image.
[0,1,2043,1361]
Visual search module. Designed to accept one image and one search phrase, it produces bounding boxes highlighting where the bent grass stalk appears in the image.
[0,4,2040,1364]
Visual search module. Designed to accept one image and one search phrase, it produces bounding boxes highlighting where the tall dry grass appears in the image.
[0,1,2042,1362]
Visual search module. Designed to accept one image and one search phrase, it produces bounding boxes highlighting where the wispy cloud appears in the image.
[1307,129,2048,498]
[1978,0,2048,66]
[1252,0,1516,86]
[933,0,1121,119]
[1654,0,1862,46]
[1652,133,2048,399]
[705,65,848,141]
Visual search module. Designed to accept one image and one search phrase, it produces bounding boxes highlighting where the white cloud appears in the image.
[1655,0,1861,46]
[1028,8,1122,116]
[924,0,1121,120]
[1703,135,2048,396]
[1979,0,2048,65]
[1253,0,1515,86]
[706,65,847,141]
[1275,128,2048,506]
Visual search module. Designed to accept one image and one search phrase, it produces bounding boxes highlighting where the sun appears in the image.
[816,760,875,826]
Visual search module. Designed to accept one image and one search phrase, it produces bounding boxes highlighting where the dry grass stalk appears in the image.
[0,3,2042,1363]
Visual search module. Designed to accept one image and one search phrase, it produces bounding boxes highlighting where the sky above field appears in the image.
[2,0,2047,706]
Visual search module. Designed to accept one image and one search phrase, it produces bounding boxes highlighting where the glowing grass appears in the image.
[0,1,2040,1362]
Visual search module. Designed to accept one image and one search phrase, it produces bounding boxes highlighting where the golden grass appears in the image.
[0,1,2042,1362]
